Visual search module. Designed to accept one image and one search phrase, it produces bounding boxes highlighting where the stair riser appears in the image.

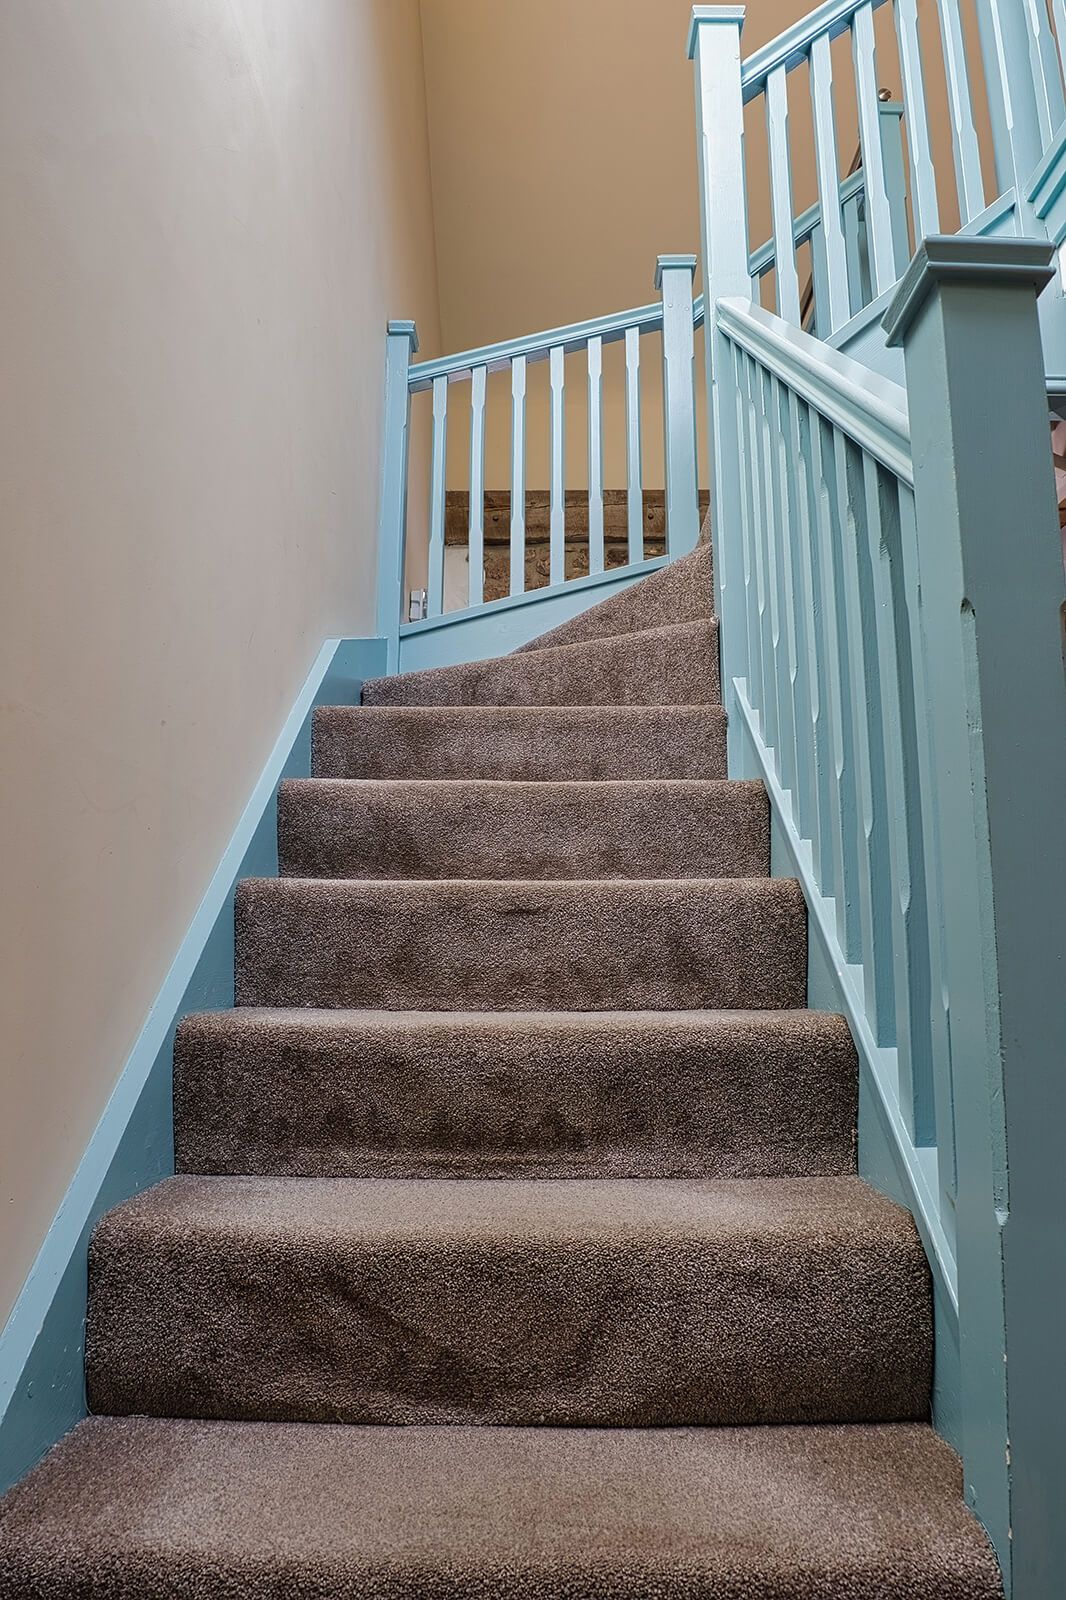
[313,706,729,781]
[86,1212,930,1428]
[277,780,769,880]
[234,879,808,1011]
[361,619,720,707]
[174,1015,857,1180]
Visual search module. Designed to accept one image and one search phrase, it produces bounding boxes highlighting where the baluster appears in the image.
[467,365,487,608]
[426,374,448,617]
[586,338,605,576]
[809,33,851,335]
[795,398,834,892]
[780,384,818,843]
[749,359,780,758]
[733,345,764,718]
[974,0,1041,214]
[763,371,798,799]
[842,189,868,316]
[934,0,984,223]
[820,420,863,961]
[896,483,954,1171]
[1022,0,1066,148]
[808,219,830,335]
[879,102,912,277]
[656,254,700,556]
[894,0,940,241]
[766,66,802,323]
[549,345,566,586]
[510,356,527,597]
[866,468,938,1144]
[625,326,644,563]
[1053,0,1066,80]
[852,3,897,296]
[836,433,896,1041]
[376,319,418,671]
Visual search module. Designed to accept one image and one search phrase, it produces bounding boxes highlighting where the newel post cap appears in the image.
[882,236,1056,348]
[387,319,420,354]
[655,254,698,289]
[687,6,746,60]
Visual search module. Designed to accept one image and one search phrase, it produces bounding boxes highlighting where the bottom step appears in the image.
[0,1417,1000,1598]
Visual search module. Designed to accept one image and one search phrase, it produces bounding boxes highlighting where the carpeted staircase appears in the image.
[0,542,1001,1596]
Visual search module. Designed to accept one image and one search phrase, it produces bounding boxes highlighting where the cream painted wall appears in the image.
[0,0,441,1326]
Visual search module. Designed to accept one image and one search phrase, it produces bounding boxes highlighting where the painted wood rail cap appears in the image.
[687,6,746,59]
[882,236,1056,348]
[387,320,419,353]
[655,255,698,289]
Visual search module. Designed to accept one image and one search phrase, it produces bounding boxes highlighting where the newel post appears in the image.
[375,319,419,673]
[884,237,1066,1595]
[689,6,750,767]
[656,254,700,557]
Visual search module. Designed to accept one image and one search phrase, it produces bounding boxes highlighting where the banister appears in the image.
[715,295,911,481]
[408,300,667,391]
[734,0,891,100]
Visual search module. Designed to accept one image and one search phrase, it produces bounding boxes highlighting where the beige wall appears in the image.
[416,0,996,499]
[417,0,817,493]
[0,0,441,1326]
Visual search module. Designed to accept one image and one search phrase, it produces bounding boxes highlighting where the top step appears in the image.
[516,539,713,654]
[362,619,720,708]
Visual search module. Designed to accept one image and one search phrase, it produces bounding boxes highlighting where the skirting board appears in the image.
[0,636,386,1494]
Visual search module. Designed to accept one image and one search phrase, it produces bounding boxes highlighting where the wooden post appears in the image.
[375,319,418,673]
[656,254,700,557]
[689,5,750,768]
[884,236,1066,1596]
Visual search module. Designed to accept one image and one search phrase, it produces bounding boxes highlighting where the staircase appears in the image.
[0,541,1001,1597]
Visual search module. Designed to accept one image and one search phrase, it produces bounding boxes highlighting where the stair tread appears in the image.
[312,702,729,781]
[277,776,769,880]
[234,875,808,1011]
[86,1174,929,1426]
[175,1003,856,1180]
[0,1416,1000,1599]
[360,616,720,707]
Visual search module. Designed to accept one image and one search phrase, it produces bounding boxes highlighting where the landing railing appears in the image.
[375,258,702,668]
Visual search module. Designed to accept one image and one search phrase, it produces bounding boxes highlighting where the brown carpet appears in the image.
[173,1008,858,1179]
[86,1175,931,1426]
[234,876,808,1010]
[277,777,768,880]
[0,545,1000,1595]
[0,1418,1001,1600]
[515,539,713,653]
[313,703,729,780]
[360,617,720,706]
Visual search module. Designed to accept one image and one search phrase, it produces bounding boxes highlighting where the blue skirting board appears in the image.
[0,636,385,1494]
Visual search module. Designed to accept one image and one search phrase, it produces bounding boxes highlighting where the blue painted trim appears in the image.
[0,636,386,1494]
[399,556,669,639]
[654,253,698,288]
[687,5,746,60]
[716,296,911,482]
[408,304,666,391]
[733,682,958,1308]
[749,168,866,278]
[883,235,1056,348]
[737,0,890,98]
[386,320,420,354]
